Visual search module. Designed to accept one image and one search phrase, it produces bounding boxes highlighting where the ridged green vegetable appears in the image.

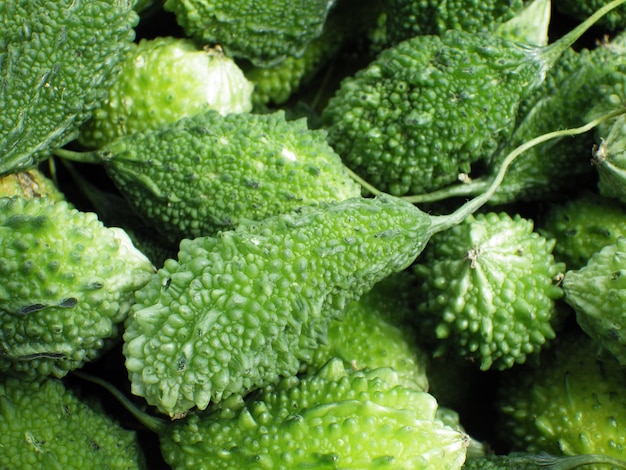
[162,0,335,67]
[322,0,626,196]
[0,197,155,379]
[0,0,138,176]
[384,0,524,45]
[424,32,626,205]
[413,212,565,370]
[562,237,626,365]
[79,37,254,149]
[539,191,626,269]
[77,359,469,469]
[159,359,469,469]
[496,330,626,459]
[0,376,145,469]
[122,194,433,417]
[306,271,430,391]
[58,109,361,244]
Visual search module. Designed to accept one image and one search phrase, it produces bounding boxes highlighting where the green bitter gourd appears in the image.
[0,197,155,380]
[413,212,565,371]
[0,0,138,175]
[0,375,146,469]
[56,109,362,244]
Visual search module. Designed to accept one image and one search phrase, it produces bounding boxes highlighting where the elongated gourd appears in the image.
[56,109,362,244]
[77,360,469,470]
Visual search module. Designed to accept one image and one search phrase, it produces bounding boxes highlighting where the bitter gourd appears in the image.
[162,0,335,67]
[0,197,155,379]
[562,236,626,365]
[0,0,138,175]
[413,212,565,370]
[57,109,362,244]
[496,330,626,459]
[0,375,145,469]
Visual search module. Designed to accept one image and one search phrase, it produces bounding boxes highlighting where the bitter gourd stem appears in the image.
[72,370,168,435]
[540,0,626,70]
[425,107,626,235]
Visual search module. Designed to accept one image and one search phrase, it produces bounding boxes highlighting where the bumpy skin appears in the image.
[123,195,432,417]
[563,237,626,365]
[79,37,253,149]
[160,359,469,469]
[413,212,565,370]
[307,271,430,391]
[322,30,540,196]
[162,0,335,67]
[97,109,361,243]
[0,197,155,379]
[243,0,383,107]
[0,376,145,469]
[385,0,524,45]
[496,331,626,459]
[0,0,138,176]
[539,191,626,269]
[0,169,66,202]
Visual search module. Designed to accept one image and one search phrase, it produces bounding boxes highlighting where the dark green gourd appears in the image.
[322,0,626,196]
[0,0,138,176]
[56,109,361,244]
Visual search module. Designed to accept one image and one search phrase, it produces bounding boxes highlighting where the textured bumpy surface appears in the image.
[307,271,430,391]
[413,212,565,370]
[0,197,155,379]
[322,30,539,196]
[0,376,145,469]
[123,195,431,417]
[0,0,138,175]
[79,36,253,149]
[162,0,334,67]
[385,0,524,45]
[496,331,626,459]
[540,191,626,269]
[99,109,361,242]
[242,0,383,107]
[563,237,626,365]
[160,359,469,469]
